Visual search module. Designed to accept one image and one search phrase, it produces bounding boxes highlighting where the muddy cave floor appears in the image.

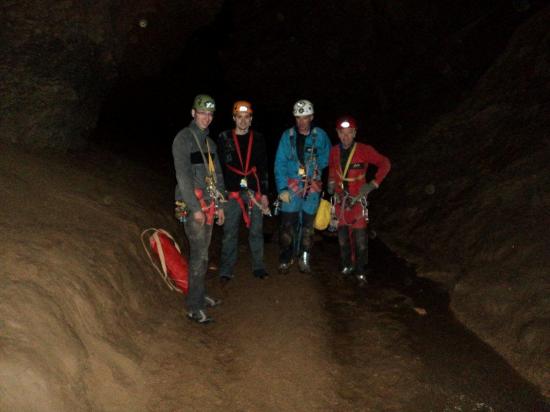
[140,224,547,412]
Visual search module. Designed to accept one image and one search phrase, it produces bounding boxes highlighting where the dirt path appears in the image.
[2,144,546,411]
[137,232,547,412]
[138,236,342,411]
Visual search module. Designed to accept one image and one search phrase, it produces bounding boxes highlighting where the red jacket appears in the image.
[328,142,391,196]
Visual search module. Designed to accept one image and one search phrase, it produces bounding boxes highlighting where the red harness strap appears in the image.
[194,188,216,225]
[225,130,265,227]
[225,130,262,194]
[228,191,261,228]
[287,177,322,197]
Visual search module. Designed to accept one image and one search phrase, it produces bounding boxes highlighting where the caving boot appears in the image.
[298,251,311,273]
[205,295,222,308]
[356,268,371,287]
[278,259,293,274]
[341,266,354,276]
[187,309,213,324]
[356,273,368,284]
[253,269,269,279]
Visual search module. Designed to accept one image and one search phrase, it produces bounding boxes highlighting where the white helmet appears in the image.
[293,99,314,116]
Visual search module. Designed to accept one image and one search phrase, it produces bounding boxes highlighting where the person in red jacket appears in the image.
[327,115,391,284]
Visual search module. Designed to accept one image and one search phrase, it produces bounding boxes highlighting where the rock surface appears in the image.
[375,5,550,393]
[0,0,222,149]
[2,0,548,399]
[1,142,545,411]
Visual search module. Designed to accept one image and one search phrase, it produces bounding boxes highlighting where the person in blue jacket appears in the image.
[274,99,331,273]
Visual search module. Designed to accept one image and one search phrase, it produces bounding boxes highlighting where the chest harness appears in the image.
[225,130,270,227]
[331,143,369,227]
[287,127,322,197]
[176,130,226,225]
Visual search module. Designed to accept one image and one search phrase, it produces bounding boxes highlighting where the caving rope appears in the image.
[141,228,187,293]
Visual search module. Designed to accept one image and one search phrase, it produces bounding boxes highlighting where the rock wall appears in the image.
[375,5,550,394]
[219,0,510,133]
[0,0,222,149]
[0,142,181,410]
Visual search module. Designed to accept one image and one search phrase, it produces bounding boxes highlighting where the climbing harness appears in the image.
[189,129,226,222]
[224,130,271,226]
[330,192,369,227]
[287,127,322,198]
[336,142,365,190]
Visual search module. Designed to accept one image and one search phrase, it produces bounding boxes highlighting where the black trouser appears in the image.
[337,226,368,273]
[279,211,315,263]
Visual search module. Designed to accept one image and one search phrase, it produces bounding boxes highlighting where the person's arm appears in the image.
[172,130,201,213]
[210,138,226,194]
[366,145,391,186]
[216,131,229,180]
[274,131,290,193]
[255,131,269,195]
[317,129,331,171]
[327,146,338,194]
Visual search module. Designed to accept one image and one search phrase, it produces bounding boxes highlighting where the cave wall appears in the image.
[2,0,547,396]
[375,5,550,393]
[0,0,222,150]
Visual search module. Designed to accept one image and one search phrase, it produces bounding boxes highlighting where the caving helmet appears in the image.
[232,100,253,115]
[336,115,358,130]
[192,94,216,112]
[293,99,314,117]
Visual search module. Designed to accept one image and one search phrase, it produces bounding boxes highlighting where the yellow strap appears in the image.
[206,139,216,183]
[340,173,365,182]
[341,143,357,180]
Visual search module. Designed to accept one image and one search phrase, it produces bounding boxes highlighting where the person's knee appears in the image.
[279,229,293,247]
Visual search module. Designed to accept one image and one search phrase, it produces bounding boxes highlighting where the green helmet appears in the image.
[192,94,216,112]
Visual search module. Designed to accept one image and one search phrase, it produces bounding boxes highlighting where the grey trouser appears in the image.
[219,193,265,277]
[183,219,213,312]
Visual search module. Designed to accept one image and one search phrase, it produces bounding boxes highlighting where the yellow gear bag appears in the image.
[314,198,331,231]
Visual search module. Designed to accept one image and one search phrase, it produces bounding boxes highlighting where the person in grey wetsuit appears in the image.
[172,94,225,324]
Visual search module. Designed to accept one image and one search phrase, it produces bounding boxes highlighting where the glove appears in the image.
[359,181,378,197]
[278,190,291,203]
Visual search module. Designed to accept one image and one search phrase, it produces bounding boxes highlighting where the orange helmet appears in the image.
[232,100,253,115]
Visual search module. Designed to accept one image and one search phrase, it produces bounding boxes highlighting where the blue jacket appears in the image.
[274,126,331,214]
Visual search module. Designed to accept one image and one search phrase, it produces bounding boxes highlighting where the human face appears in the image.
[233,112,253,134]
[295,115,313,135]
[337,127,356,149]
[192,109,214,130]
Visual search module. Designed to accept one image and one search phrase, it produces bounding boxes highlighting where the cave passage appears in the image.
[2,0,548,410]
[316,236,547,410]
